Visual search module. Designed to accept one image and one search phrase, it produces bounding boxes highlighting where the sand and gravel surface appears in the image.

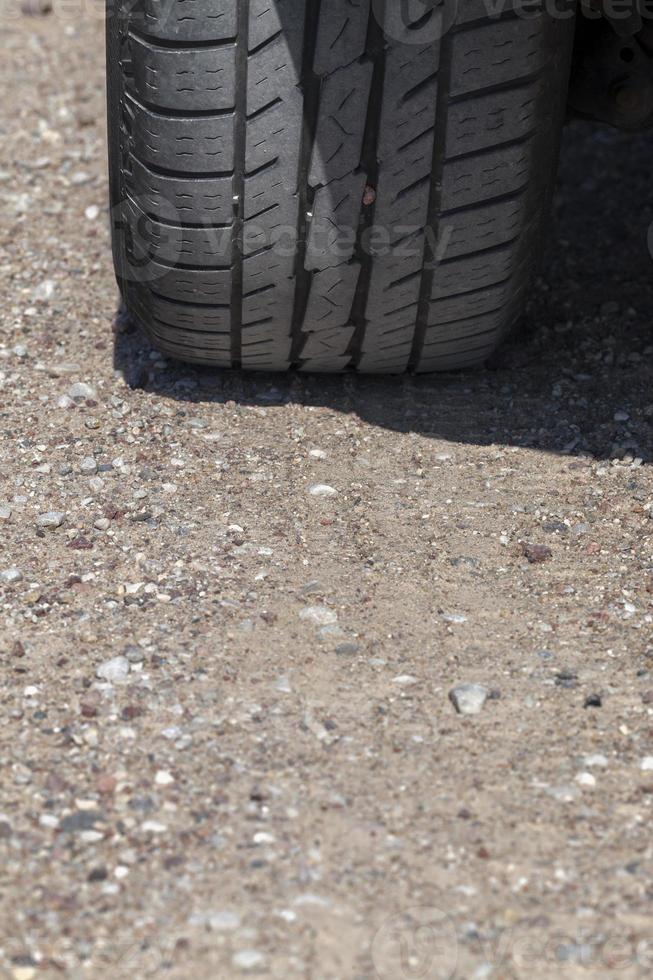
[1,10,653,980]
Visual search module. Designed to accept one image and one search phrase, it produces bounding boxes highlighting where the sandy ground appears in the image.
[0,9,652,980]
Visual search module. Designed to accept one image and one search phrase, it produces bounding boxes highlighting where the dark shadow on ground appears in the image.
[114,121,653,462]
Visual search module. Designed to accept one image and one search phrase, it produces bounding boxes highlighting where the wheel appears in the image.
[107,0,576,373]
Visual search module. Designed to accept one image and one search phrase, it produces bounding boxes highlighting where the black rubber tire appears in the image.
[107,0,576,373]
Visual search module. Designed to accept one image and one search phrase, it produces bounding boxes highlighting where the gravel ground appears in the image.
[1,11,652,980]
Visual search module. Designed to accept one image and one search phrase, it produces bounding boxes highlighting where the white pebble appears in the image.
[155,770,174,786]
[253,831,275,845]
[68,381,96,401]
[576,772,596,788]
[80,456,97,474]
[36,511,65,529]
[232,951,265,972]
[39,814,59,829]
[449,683,488,716]
[584,754,608,768]
[308,483,337,497]
[32,279,55,302]
[299,605,337,626]
[96,656,130,683]
[640,757,653,771]
[0,567,22,584]
[141,820,167,834]
[0,506,11,522]
[208,910,241,931]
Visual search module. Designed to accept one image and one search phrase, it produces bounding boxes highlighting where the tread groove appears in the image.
[346,8,386,369]
[410,28,453,371]
[289,0,323,365]
[231,0,248,367]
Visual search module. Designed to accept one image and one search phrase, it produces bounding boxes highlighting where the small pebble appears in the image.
[32,279,55,302]
[584,693,602,708]
[232,950,265,972]
[576,772,596,788]
[96,656,130,683]
[641,757,653,771]
[124,645,144,664]
[1,567,23,584]
[555,670,579,689]
[308,483,338,497]
[0,506,11,522]
[68,381,96,401]
[208,910,241,931]
[521,543,553,564]
[449,683,489,716]
[299,605,337,626]
[36,511,65,529]
[155,770,174,786]
[335,642,360,656]
[80,456,98,475]
[142,820,167,834]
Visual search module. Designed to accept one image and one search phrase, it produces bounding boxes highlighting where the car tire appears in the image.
[107,0,576,373]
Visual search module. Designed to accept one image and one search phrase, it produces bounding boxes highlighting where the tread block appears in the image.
[430,243,519,299]
[134,291,230,332]
[124,0,237,43]
[428,279,515,324]
[248,32,301,114]
[442,197,526,259]
[378,44,439,163]
[123,198,233,268]
[306,173,367,271]
[445,85,538,157]
[126,97,234,173]
[450,21,545,97]
[313,0,371,75]
[309,61,374,187]
[128,157,233,225]
[141,264,231,304]
[441,143,531,211]
[127,37,236,112]
[302,264,361,334]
